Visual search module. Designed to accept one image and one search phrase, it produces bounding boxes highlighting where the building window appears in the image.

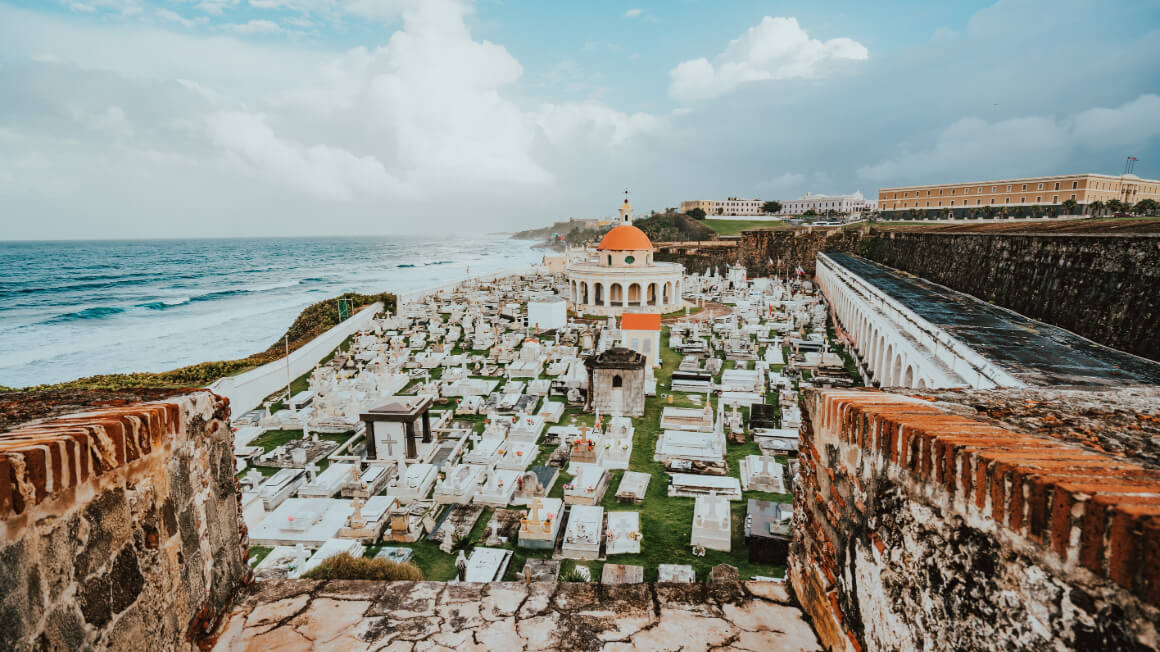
[1038,183,1044,190]
[1007,185,1012,192]
[624,255,635,264]
[977,199,981,205]
[950,200,955,206]
[990,198,995,204]
[1072,181,1078,189]
[1070,194,1076,200]
[1021,198,1026,203]
[1054,182,1060,190]
[992,186,997,192]
[1036,196,1042,202]
[938,201,942,207]
[1022,184,1027,191]
[607,255,612,265]
[612,375,623,388]
[1052,195,1058,203]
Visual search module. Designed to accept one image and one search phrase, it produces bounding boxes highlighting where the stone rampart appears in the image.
[0,390,248,651]
[791,387,1160,651]
[857,233,1160,361]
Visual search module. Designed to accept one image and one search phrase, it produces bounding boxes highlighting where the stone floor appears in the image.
[214,579,821,651]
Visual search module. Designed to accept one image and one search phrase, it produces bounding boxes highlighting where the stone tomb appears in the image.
[256,438,338,469]
[252,545,307,581]
[744,499,793,565]
[483,508,524,545]
[512,465,559,505]
[433,463,487,505]
[337,495,397,542]
[668,474,743,500]
[361,396,436,466]
[601,564,644,585]
[495,440,539,472]
[258,468,306,511]
[517,497,564,550]
[604,511,642,555]
[561,505,604,560]
[508,413,546,442]
[615,471,651,504]
[654,429,725,464]
[249,498,352,546]
[298,462,356,498]
[584,347,647,417]
[428,504,485,545]
[522,558,561,582]
[475,468,521,506]
[739,455,786,493]
[563,463,610,505]
[383,499,438,543]
[462,547,513,582]
[387,463,438,504]
[660,406,715,432]
[690,494,732,552]
[374,546,414,565]
[340,463,395,499]
[657,564,696,583]
[463,436,506,466]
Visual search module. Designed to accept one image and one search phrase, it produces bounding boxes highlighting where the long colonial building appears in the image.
[781,191,877,216]
[878,173,1160,214]
[680,197,765,216]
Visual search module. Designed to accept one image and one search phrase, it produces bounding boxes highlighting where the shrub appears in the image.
[301,552,424,581]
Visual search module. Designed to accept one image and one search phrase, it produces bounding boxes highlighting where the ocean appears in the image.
[0,235,544,388]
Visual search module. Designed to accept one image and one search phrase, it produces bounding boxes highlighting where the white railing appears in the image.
[207,302,383,415]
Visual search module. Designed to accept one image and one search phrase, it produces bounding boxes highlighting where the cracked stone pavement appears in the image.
[214,579,822,651]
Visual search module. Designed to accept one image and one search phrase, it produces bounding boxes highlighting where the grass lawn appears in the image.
[703,218,784,236]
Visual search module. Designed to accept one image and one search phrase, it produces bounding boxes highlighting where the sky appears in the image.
[0,0,1158,239]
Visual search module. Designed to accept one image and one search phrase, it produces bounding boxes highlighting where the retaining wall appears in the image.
[0,390,247,651]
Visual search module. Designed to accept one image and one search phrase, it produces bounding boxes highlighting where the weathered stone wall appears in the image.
[738,227,866,277]
[858,232,1160,361]
[0,390,248,651]
[791,387,1160,652]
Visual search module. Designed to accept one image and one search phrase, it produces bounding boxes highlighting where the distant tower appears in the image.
[619,189,633,224]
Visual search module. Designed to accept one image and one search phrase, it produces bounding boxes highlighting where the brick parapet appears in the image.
[0,390,226,521]
[793,387,1160,651]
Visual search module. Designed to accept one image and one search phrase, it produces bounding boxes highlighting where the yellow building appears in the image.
[679,200,715,214]
[878,173,1160,215]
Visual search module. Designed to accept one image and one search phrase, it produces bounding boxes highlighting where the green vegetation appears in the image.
[687,207,707,221]
[301,552,424,581]
[703,219,785,236]
[762,200,782,215]
[11,291,396,393]
[632,212,716,242]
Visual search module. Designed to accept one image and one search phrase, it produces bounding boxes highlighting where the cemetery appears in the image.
[238,265,843,585]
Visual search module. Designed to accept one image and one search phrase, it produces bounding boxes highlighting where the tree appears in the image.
[687,207,707,220]
[1088,200,1104,217]
[1106,199,1129,215]
[803,209,816,217]
[1061,199,1079,215]
[762,200,782,215]
[1133,198,1158,215]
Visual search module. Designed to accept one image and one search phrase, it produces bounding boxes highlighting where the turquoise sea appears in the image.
[0,235,542,387]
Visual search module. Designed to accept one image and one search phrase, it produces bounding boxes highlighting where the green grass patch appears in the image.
[703,219,784,236]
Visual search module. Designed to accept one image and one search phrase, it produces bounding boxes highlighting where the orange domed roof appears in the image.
[597,224,653,251]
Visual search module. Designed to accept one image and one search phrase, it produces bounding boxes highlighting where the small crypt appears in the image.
[584,347,647,417]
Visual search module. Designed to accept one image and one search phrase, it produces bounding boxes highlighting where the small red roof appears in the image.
[621,313,661,331]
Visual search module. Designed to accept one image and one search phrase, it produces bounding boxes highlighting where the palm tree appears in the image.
[1061,199,1079,216]
[1106,199,1128,215]
[1088,200,1104,217]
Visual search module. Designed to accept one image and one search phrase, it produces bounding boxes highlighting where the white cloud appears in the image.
[205,111,403,201]
[536,101,660,147]
[668,16,867,103]
[624,8,642,18]
[226,19,283,33]
[154,8,205,28]
[858,94,1160,183]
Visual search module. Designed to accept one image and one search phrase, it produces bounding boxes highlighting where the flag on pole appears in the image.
[1128,156,1138,161]
[795,265,805,276]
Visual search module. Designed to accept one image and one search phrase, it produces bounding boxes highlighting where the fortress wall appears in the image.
[0,390,247,651]
[791,387,1160,652]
